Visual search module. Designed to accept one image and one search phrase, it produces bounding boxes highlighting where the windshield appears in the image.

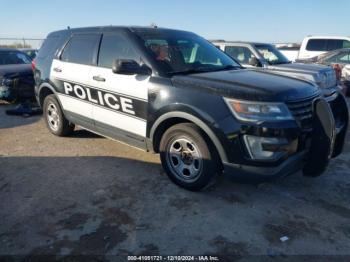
[135,29,241,75]
[255,44,290,65]
[0,51,31,65]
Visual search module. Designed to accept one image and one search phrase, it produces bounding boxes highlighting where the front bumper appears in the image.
[223,151,307,181]
[220,90,349,180]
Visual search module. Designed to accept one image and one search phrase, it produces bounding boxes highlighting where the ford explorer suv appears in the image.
[33,26,349,191]
[213,41,340,98]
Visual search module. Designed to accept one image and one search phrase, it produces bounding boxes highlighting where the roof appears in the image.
[48,25,191,36]
[305,35,350,40]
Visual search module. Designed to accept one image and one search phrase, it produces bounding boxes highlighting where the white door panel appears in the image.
[89,67,148,100]
[50,59,93,120]
[89,66,150,137]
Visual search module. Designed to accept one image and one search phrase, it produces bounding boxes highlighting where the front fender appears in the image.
[149,110,228,163]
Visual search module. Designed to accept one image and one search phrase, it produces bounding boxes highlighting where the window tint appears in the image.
[225,46,255,64]
[61,34,100,65]
[306,39,327,51]
[37,36,59,59]
[326,40,344,51]
[98,34,138,68]
[306,39,350,51]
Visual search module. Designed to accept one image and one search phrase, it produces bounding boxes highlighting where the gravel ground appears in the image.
[0,100,349,261]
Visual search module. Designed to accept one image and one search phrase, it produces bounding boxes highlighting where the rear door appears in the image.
[89,32,149,144]
[51,33,101,126]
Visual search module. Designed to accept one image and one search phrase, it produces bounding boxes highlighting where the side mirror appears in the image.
[112,59,151,75]
[248,57,261,67]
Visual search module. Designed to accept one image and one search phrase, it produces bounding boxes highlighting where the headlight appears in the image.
[315,70,336,88]
[224,98,293,122]
[315,73,327,87]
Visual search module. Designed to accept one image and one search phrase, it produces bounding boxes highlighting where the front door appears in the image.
[88,32,150,143]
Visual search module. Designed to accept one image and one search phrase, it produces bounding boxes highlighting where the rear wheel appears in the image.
[43,94,74,136]
[159,123,220,191]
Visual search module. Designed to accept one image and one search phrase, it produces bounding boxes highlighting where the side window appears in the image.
[326,40,343,51]
[343,41,350,48]
[98,34,138,68]
[338,52,350,63]
[325,52,350,63]
[306,39,327,51]
[61,34,100,65]
[225,46,254,64]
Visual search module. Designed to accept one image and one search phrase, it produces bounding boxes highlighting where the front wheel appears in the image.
[43,94,74,136]
[159,123,220,191]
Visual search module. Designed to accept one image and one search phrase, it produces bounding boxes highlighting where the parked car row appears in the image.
[212,41,338,94]
[278,36,350,62]
[303,48,350,96]
[31,26,349,190]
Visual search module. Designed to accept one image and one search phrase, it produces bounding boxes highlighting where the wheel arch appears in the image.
[150,111,228,163]
[38,83,57,107]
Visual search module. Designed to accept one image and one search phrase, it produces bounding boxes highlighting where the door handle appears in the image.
[93,76,106,82]
[53,67,62,72]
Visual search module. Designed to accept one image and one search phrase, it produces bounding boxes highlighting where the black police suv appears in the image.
[33,26,349,190]
[0,48,35,102]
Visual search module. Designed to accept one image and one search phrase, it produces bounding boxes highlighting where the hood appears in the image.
[267,63,336,88]
[268,62,332,75]
[0,64,33,78]
[171,69,319,102]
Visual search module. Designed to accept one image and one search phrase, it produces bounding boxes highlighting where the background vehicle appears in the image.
[0,48,35,102]
[277,36,350,61]
[304,48,350,96]
[213,41,338,95]
[34,26,348,191]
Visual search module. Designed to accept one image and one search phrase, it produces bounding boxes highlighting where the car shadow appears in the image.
[69,129,102,139]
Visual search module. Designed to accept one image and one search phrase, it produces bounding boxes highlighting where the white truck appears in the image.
[278,36,350,62]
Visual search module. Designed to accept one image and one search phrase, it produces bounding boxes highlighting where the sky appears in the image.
[0,0,349,44]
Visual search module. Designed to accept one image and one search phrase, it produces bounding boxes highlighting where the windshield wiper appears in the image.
[168,68,213,75]
[169,65,239,75]
[208,65,241,71]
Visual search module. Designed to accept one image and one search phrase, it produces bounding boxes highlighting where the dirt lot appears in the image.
[0,100,350,261]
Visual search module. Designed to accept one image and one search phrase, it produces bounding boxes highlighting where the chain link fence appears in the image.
[0,38,44,49]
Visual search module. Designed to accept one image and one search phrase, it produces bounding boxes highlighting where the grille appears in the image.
[286,94,319,130]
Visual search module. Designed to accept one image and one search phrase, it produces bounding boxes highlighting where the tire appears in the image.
[159,123,220,191]
[43,94,74,136]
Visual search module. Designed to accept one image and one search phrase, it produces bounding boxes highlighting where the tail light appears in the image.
[31,59,36,71]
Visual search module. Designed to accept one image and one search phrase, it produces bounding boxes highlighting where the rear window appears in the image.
[306,39,327,51]
[306,39,350,51]
[61,34,100,65]
[0,51,31,65]
[37,35,60,59]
